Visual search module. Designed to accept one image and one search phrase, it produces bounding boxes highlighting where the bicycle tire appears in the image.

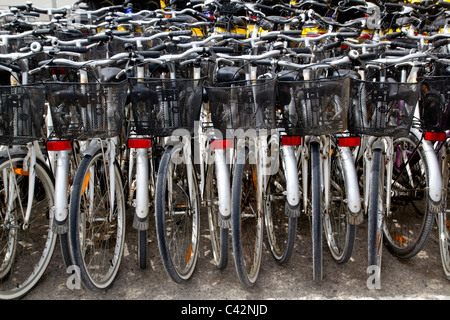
[310,141,323,281]
[206,161,229,270]
[69,148,126,292]
[264,146,297,264]
[138,230,147,270]
[231,146,264,287]
[0,153,56,300]
[383,133,434,259]
[155,145,200,283]
[439,142,450,279]
[323,139,356,264]
[368,148,383,268]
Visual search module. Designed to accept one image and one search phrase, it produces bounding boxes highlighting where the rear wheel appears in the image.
[155,145,200,283]
[69,149,126,291]
[0,154,56,299]
[383,133,434,259]
[264,146,297,264]
[323,140,355,263]
[231,146,264,287]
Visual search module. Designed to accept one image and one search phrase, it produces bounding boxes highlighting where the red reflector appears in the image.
[47,140,71,151]
[128,139,152,148]
[424,132,446,141]
[281,136,303,146]
[338,137,361,147]
[211,139,233,150]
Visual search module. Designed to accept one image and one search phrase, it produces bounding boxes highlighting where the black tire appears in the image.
[310,142,322,281]
[231,146,264,287]
[138,230,147,270]
[69,149,126,292]
[0,154,56,299]
[368,148,383,268]
[155,145,200,283]
[439,142,450,279]
[383,133,434,259]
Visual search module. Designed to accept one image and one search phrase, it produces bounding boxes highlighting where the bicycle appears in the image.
[0,35,56,299]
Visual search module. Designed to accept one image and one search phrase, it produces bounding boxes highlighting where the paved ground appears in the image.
[20,209,450,301]
[1,0,449,305]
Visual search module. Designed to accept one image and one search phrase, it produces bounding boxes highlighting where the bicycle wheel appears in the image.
[310,141,322,281]
[155,144,200,283]
[440,144,450,279]
[206,161,229,269]
[323,139,356,263]
[368,148,384,269]
[264,146,297,264]
[231,146,264,287]
[383,133,434,259]
[0,153,56,299]
[69,148,126,291]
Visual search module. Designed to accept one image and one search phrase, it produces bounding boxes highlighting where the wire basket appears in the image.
[0,84,46,145]
[277,75,350,136]
[45,81,128,140]
[419,76,450,132]
[348,79,419,137]
[204,77,277,136]
[130,78,203,137]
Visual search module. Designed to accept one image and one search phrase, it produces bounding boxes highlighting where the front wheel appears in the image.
[69,148,126,292]
[383,133,434,259]
[264,146,297,264]
[231,146,264,287]
[439,143,450,279]
[368,148,384,269]
[323,140,356,264]
[155,144,200,283]
[310,142,322,281]
[0,154,56,299]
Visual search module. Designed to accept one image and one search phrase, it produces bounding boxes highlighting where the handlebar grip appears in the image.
[359,52,378,60]
[189,0,205,4]
[291,47,312,54]
[343,0,366,6]
[150,43,167,51]
[390,40,417,49]
[384,50,410,57]
[438,1,450,9]
[139,51,161,58]
[57,46,89,53]
[87,34,110,43]
[435,53,450,59]
[261,34,277,41]
[168,30,192,37]
[167,18,189,23]
[323,42,342,51]
[33,28,53,36]
[210,46,235,53]
[251,59,272,66]
[280,30,303,36]
[385,31,403,40]
[24,12,40,17]
[433,39,450,49]
[0,61,22,73]
[221,33,246,40]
